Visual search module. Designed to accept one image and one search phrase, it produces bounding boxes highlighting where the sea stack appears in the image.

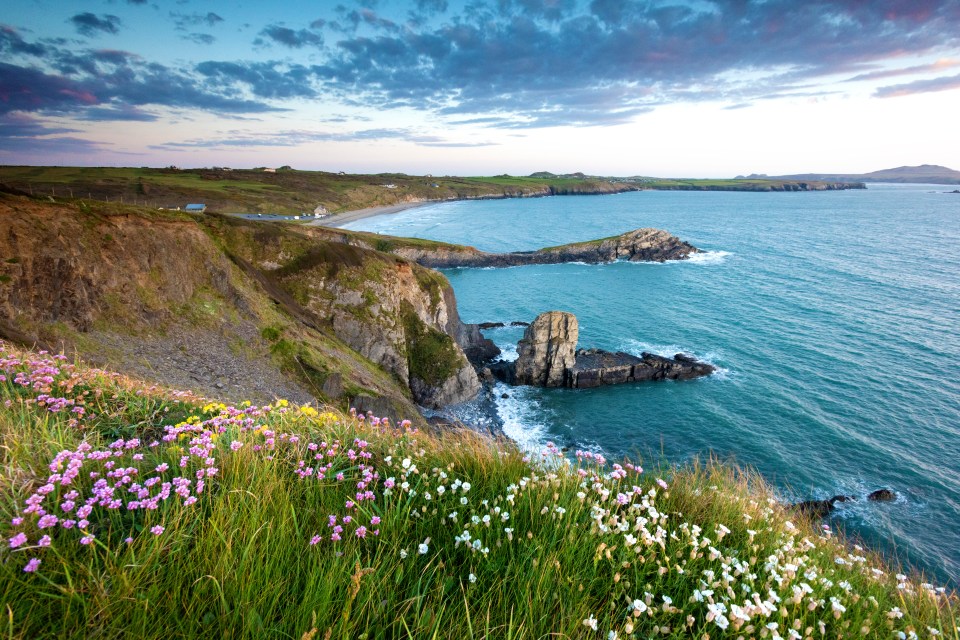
[513,311,578,387]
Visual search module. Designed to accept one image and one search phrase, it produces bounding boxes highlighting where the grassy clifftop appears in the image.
[0,167,863,217]
[0,343,955,638]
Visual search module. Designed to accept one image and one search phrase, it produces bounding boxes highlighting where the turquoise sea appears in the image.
[344,184,960,586]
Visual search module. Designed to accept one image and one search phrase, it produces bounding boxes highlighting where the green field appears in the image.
[0,166,862,217]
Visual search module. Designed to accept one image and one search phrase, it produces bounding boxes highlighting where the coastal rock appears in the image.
[371,227,701,269]
[868,489,896,502]
[568,349,716,388]
[514,311,578,387]
[793,495,854,519]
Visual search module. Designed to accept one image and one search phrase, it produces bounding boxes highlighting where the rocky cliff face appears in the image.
[0,195,485,419]
[209,216,482,408]
[513,311,578,387]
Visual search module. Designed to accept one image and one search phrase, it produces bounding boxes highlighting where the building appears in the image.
[185,204,207,213]
[263,168,277,173]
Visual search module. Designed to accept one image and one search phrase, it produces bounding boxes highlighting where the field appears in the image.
[0,342,956,638]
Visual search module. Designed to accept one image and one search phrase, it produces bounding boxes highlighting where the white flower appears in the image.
[468,573,477,583]
[583,615,598,631]
[399,549,408,559]
[607,631,617,640]
[436,485,446,495]
[462,482,471,492]
[460,497,468,505]
[418,539,430,555]
[402,458,411,469]
[631,599,647,614]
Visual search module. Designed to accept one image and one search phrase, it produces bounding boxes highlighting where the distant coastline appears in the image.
[315,201,432,228]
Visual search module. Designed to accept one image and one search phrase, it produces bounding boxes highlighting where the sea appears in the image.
[342,183,960,586]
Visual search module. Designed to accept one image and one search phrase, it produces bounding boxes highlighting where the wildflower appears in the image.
[355,526,367,538]
[23,558,40,573]
[38,535,51,547]
[371,516,381,525]
[80,535,95,545]
[418,539,430,555]
[8,532,27,548]
[656,478,668,490]
[469,573,477,583]
[608,631,617,640]
[230,441,243,451]
[583,615,598,631]
[399,549,408,559]
[150,525,165,535]
[310,535,321,545]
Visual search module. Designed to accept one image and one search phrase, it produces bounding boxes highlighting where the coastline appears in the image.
[312,201,434,228]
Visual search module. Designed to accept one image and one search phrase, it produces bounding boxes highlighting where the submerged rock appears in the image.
[868,488,897,502]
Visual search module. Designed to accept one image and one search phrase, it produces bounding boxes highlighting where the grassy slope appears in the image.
[0,166,858,216]
[0,344,955,639]
[0,194,424,421]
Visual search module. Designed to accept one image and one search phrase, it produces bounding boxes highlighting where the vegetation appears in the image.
[0,342,955,639]
[402,304,463,387]
[0,166,861,218]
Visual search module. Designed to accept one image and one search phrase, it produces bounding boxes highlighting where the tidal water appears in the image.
[344,184,960,585]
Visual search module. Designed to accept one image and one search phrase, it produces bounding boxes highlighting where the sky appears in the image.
[1,0,959,177]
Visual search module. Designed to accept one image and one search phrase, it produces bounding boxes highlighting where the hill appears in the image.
[0,166,864,219]
[0,341,955,638]
[0,192,496,422]
[740,164,960,185]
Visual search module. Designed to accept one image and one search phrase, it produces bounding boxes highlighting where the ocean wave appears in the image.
[617,339,732,378]
[494,383,548,453]
[685,250,732,265]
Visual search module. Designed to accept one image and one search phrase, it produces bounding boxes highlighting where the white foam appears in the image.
[494,383,548,453]
[617,339,731,378]
[685,250,732,265]
[497,344,519,362]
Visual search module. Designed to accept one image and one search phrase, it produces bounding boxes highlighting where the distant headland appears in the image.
[0,165,864,221]
[737,163,960,185]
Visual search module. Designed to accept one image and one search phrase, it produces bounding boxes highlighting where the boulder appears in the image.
[514,311,578,387]
[793,495,854,519]
[868,489,896,502]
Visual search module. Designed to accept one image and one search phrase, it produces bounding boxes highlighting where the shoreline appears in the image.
[311,201,435,228]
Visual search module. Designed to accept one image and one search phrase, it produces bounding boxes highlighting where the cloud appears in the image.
[874,72,960,97]
[195,61,318,99]
[76,105,159,121]
[0,113,79,138]
[183,33,216,45]
[0,24,47,57]
[255,25,324,48]
[69,13,122,37]
[309,0,960,127]
[846,59,960,82]
[151,127,495,149]
[170,12,224,31]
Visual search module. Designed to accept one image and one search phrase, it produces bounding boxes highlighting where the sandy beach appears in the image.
[310,201,434,228]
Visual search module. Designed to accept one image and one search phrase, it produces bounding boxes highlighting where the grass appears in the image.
[0,342,956,639]
[0,166,861,218]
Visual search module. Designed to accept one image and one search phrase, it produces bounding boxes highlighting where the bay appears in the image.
[344,184,960,585]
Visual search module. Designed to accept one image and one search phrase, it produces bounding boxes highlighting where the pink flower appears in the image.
[150,525,164,535]
[230,441,243,451]
[23,558,41,573]
[80,535,95,545]
[371,516,381,525]
[355,526,367,538]
[38,535,51,547]
[656,478,669,490]
[310,535,321,545]
[8,532,27,548]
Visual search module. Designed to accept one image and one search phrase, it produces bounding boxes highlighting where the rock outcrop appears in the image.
[302,226,701,270]
[793,495,854,519]
[392,228,700,269]
[493,311,714,388]
[513,311,578,387]
[568,349,716,388]
[868,489,896,502]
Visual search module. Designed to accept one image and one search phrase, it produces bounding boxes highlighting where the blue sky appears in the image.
[2,0,959,175]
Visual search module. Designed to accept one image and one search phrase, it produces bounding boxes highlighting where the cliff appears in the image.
[0,193,488,417]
